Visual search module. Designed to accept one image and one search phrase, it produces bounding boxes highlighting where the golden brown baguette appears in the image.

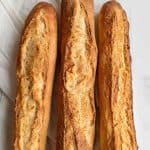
[56,0,97,149]
[14,2,57,150]
[98,1,138,150]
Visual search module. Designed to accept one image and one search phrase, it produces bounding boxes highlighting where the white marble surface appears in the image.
[0,0,150,149]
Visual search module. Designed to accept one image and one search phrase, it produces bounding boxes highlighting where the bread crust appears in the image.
[56,0,97,149]
[14,2,57,150]
[98,1,138,150]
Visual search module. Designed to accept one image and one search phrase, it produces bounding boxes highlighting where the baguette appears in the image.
[14,2,57,150]
[98,1,137,150]
[56,0,97,149]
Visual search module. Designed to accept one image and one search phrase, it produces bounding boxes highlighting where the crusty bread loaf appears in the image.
[14,2,57,150]
[98,1,138,150]
[56,0,97,149]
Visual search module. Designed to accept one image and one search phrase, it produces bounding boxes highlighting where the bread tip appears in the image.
[102,0,123,10]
